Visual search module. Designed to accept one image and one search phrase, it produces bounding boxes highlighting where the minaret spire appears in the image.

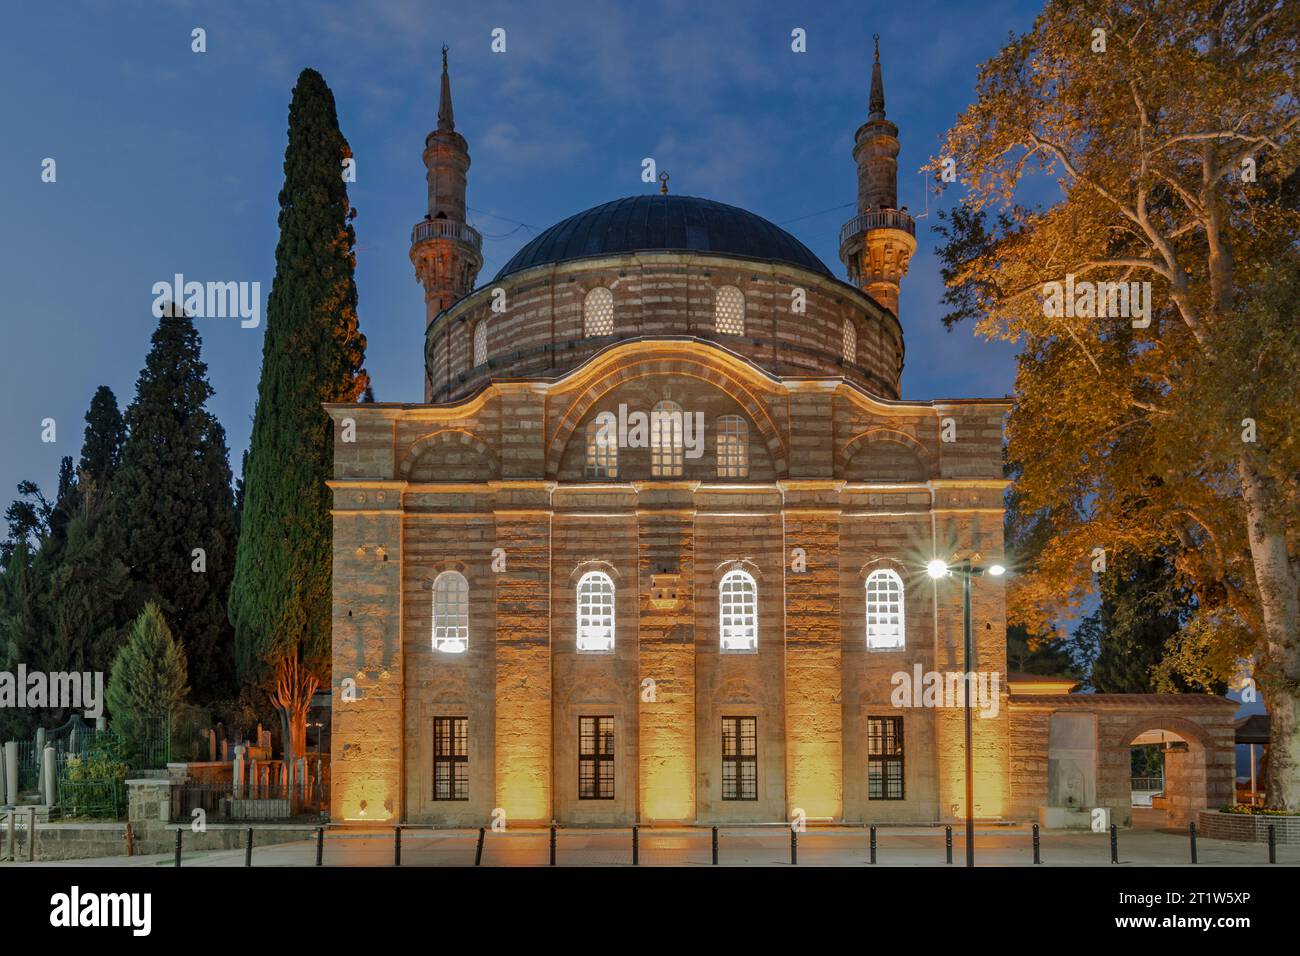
[438,44,455,132]
[868,34,886,120]
[412,43,483,399]
[838,32,916,320]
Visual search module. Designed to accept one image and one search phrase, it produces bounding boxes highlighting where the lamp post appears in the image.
[927,557,1004,867]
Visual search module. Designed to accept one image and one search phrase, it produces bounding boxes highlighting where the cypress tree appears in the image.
[229,68,368,704]
[109,312,238,700]
[79,385,126,489]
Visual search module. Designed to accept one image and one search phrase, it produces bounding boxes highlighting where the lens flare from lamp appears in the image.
[926,559,949,579]
[988,564,1006,577]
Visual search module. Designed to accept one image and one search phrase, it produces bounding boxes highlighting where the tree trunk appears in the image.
[1238,458,1300,810]
[270,655,319,812]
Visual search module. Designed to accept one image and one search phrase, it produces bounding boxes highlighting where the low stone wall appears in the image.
[3,821,320,862]
[1197,810,1300,844]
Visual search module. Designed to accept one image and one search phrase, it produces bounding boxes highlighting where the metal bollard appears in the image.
[394,826,402,866]
[174,827,182,867]
[711,826,719,865]
[1268,825,1276,864]
[1189,822,1197,864]
[1109,823,1118,864]
[316,826,324,866]
[790,827,798,865]
[945,825,953,864]
[632,825,639,866]
[549,824,557,866]
[475,826,486,866]
[245,827,253,867]
[1032,823,1041,864]
[869,825,877,864]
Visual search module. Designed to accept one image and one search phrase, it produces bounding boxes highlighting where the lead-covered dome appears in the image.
[494,195,832,281]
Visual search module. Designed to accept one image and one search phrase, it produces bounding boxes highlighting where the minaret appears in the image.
[411,46,483,335]
[838,35,916,318]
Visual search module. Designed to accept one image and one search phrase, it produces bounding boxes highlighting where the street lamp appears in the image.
[926,556,1005,867]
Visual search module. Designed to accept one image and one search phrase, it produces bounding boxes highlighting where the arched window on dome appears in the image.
[842,319,857,364]
[719,569,758,652]
[576,571,616,652]
[585,415,618,479]
[432,571,469,654]
[584,287,614,337]
[472,320,487,368]
[714,285,745,335]
[865,569,905,649]
[650,400,684,477]
[716,415,749,478]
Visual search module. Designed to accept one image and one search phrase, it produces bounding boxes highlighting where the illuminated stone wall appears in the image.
[327,339,1014,826]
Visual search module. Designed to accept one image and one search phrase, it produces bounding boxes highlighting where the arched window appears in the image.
[577,571,616,652]
[650,400,684,477]
[719,569,757,652]
[585,415,618,479]
[715,285,745,335]
[842,319,857,364]
[716,415,749,478]
[473,320,488,367]
[433,571,469,653]
[584,287,614,336]
[865,569,905,649]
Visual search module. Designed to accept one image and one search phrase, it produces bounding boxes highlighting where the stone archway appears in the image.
[1110,716,1218,829]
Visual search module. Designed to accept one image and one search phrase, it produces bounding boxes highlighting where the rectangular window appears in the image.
[721,716,757,800]
[578,716,615,799]
[867,716,904,800]
[433,717,469,800]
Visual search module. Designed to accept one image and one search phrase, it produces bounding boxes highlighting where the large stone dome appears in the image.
[494,194,833,282]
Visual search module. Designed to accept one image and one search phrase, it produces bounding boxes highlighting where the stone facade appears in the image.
[327,334,1013,826]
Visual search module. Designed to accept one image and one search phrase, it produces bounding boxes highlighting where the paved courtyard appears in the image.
[22,824,1298,867]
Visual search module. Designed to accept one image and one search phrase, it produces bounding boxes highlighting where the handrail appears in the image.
[411,217,483,251]
[839,208,916,244]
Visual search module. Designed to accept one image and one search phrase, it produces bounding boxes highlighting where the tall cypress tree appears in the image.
[229,68,368,714]
[79,385,126,489]
[109,312,238,700]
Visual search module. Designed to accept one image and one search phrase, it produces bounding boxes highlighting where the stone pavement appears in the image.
[19,824,1298,867]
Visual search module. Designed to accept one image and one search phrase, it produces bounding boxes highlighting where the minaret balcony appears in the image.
[838,208,915,248]
[411,217,482,252]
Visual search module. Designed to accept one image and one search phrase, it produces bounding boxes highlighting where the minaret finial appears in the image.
[868,34,886,120]
[438,44,455,132]
[658,170,670,195]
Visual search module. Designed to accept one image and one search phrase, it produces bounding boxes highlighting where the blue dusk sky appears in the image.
[0,0,1045,506]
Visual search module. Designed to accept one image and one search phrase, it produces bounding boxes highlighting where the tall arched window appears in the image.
[716,415,749,478]
[585,415,618,479]
[473,320,487,367]
[842,319,857,364]
[584,287,614,336]
[433,571,469,653]
[577,571,616,652]
[650,400,684,477]
[865,569,905,649]
[715,285,745,335]
[719,569,758,652]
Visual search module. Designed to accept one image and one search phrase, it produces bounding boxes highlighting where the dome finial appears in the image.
[658,170,670,195]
